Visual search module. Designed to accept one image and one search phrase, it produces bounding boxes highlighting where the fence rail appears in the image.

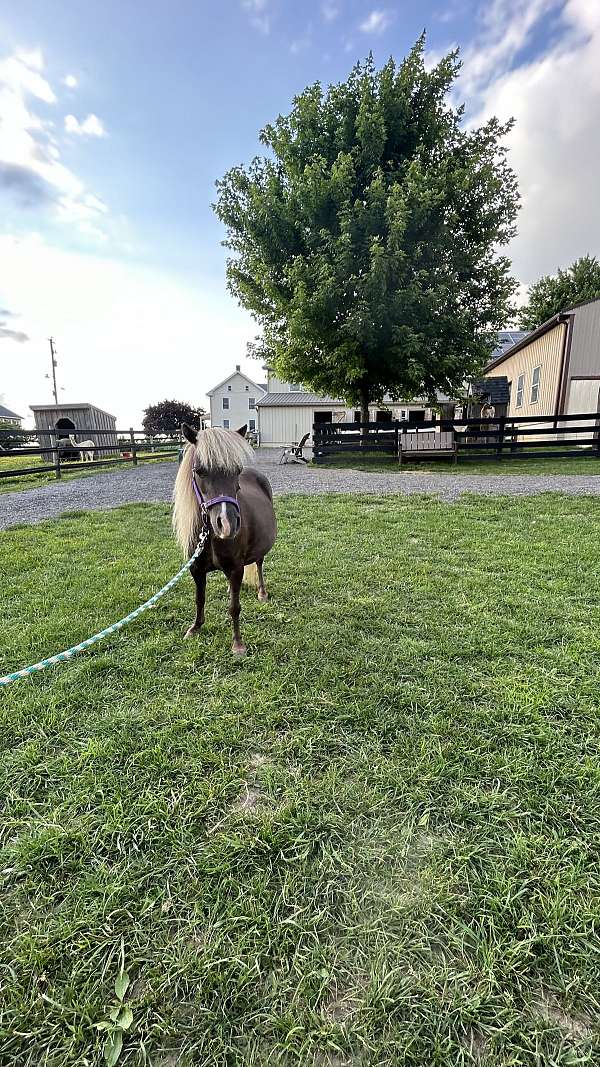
[312,412,600,465]
[0,427,182,482]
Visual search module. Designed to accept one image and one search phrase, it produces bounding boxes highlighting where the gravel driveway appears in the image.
[2,452,600,529]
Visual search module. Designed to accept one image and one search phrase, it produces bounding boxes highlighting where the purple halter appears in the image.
[192,470,241,527]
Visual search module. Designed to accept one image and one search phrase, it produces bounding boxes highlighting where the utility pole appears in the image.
[48,337,59,405]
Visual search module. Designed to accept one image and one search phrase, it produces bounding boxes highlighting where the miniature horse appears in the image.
[173,424,276,655]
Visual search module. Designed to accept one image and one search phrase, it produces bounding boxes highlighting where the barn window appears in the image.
[223,418,230,429]
[530,366,541,404]
[515,373,525,408]
[222,397,230,410]
[248,397,256,409]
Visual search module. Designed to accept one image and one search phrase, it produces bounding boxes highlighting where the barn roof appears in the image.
[30,402,117,419]
[257,391,344,407]
[0,404,22,419]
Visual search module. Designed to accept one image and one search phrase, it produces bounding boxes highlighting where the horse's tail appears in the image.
[243,563,259,588]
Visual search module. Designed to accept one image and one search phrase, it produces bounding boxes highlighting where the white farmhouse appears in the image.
[207,365,266,434]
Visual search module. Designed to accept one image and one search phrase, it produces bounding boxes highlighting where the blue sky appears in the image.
[1,0,599,425]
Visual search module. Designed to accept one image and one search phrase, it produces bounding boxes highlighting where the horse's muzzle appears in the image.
[210,502,241,540]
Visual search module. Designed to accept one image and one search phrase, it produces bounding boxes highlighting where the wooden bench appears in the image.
[398,429,458,466]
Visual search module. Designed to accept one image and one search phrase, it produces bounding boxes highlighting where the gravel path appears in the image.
[2,454,600,529]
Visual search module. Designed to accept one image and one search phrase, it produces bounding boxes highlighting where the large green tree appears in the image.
[142,400,206,438]
[214,39,519,423]
[519,255,600,331]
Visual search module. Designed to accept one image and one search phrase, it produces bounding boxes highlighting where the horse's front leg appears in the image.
[228,565,246,656]
[185,565,206,639]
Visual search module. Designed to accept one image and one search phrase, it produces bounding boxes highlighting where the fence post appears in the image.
[394,420,399,459]
[54,436,61,480]
[129,428,138,466]
[496,415,506,458]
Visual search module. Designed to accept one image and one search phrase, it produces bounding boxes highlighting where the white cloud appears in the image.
[321,0,340,22]
[0,49,108,237]
[0,233,257,428]
[467,0,600,284]
[460,0,560,100]
[359,9,393,34]
[64,113,106,137]
[63,74,78,89]
[241,0,270,34]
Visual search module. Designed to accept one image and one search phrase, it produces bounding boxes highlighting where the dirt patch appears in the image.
[461,1027,490,1064]
[534,988,594,1041]
[233,783,262,812]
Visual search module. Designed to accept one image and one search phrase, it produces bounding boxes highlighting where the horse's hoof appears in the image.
[232,643,247,657]
[184,625,201,639]
[258,591,269,602]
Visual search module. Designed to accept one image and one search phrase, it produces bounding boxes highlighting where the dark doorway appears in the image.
[55,417,79,460]
[376,410,393,422]
[408,410,425,425]
[354,410,362,423]
[314,411,333,424]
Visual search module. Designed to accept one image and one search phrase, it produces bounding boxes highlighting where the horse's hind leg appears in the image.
[185,567,206,639]
[256,559,268,602]
[228,566,246,656]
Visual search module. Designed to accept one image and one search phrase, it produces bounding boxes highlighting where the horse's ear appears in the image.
[236,424,247,438]
[182,423,198,445]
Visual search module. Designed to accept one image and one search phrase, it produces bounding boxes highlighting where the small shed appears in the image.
[30,403,118,463]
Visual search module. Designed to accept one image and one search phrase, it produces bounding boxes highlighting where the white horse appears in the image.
[69,434,95,462]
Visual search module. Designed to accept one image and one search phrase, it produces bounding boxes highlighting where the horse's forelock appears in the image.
[193,427,255,475]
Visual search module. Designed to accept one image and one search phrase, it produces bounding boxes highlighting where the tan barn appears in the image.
[485,296,600,420]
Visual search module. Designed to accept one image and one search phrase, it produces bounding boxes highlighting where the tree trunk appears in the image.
[360,389,370,443]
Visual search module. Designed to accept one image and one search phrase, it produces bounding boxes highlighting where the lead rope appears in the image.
[0,529,209,688]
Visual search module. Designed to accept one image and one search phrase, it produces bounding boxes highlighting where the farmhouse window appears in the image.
[222,397,230,410]
[531,366,541,404]
[248,397,256,409]
[249,418,256,431]
[223,418,230,429]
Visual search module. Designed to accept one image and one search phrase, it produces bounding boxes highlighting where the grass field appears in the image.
[2,495,600,1065]
[319,453,600,476]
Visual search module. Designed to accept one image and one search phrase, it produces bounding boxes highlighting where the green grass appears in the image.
[319,452,600,476]
[2,496,600,1065]
[0,452,177,494]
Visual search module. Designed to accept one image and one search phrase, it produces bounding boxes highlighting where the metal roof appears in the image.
[0,404,22,419]
[257,391,344,407]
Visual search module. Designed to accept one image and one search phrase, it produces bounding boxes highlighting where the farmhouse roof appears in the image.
[207,370,267,396]
[0,404,22,419]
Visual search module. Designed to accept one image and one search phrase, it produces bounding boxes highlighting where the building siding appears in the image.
[565,300,600,378]
[486,322,567,418]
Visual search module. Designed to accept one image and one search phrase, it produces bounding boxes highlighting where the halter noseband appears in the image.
[191,470,241,527]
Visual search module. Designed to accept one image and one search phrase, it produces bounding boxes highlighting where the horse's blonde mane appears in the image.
[172,428,255,555]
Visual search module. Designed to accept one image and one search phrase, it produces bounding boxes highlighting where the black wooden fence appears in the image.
[312,411,600,464]
[0,427,182,482]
